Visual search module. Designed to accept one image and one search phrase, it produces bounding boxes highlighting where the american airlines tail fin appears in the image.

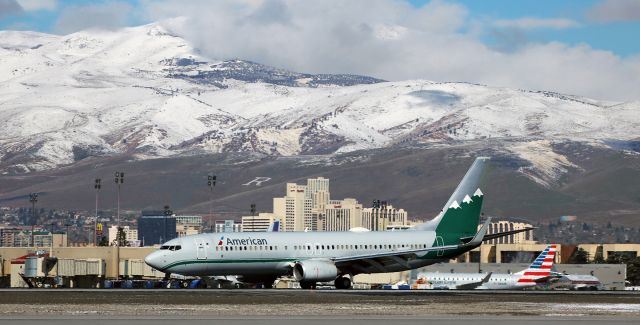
[515,245,557,284]
[417,157,490,245]
[268,220,280,232]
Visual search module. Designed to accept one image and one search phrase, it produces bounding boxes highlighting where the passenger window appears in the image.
[332,245,335,250]
[225,246,228,251]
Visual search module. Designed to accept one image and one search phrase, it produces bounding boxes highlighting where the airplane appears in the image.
[418,244,558,290]
[145,157,532,289]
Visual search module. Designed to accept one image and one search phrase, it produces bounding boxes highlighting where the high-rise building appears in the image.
[324,198,363,231]
[273,183,312,231]
[137,215,176,246]
[362,203,408,231]
[306,177,330,212]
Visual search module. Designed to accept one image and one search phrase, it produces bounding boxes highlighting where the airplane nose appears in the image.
[144,251,162,270]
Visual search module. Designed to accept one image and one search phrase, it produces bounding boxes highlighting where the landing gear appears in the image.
[300,281,316,289]
[334,276,352,290]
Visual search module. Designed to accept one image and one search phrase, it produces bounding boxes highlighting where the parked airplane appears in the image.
[145,157,531,289]
[419,245,558,290]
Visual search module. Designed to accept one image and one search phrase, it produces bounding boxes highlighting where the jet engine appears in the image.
[293,259,338,282]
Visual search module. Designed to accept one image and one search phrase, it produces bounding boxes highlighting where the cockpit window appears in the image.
[161,245,181,251]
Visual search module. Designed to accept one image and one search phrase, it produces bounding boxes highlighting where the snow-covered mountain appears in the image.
[0,23,638,188]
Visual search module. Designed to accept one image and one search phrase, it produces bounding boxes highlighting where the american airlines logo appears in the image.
[223,237,269,245]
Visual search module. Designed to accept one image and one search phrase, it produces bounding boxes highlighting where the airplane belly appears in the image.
[208,261,289,276]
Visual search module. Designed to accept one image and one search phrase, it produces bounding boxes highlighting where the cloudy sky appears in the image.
[1,0,639,101]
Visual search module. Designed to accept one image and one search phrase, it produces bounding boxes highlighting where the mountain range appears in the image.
[0,23,639,225]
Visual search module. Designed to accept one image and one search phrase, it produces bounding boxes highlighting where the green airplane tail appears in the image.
[435,188,484,245]
[417,157,489,246]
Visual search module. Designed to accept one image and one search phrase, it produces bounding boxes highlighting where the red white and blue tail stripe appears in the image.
[516,245,556,284]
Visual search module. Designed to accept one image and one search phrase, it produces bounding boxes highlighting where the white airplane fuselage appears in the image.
[145,230,445,278]
[422,272,533,290]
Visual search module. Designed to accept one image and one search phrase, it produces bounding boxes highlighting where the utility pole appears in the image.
[29,193,38,249]
[207,174,216,233]
[94,178,101,246]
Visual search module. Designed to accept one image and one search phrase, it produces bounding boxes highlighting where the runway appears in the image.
[1,289,639,320]
[0,316,639,325]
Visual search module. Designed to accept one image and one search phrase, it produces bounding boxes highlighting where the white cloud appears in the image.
[494,17,580,29]
[587,0,640,22]
[16,0,56,11]
[137,0,639,101]
[54,2,132,35]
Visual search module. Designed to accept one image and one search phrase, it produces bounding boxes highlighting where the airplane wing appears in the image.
[331,218,492,273]
[459,227,535,244]
[455,272,492,290]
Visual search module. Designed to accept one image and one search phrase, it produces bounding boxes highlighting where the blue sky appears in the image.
[2,0,638,57]
[1,0,639,100]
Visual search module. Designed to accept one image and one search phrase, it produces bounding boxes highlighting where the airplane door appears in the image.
[196,239,207,260]
[436,236,444,256]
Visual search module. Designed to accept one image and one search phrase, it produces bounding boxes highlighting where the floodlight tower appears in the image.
[29,193,38,248]
[207,174,216,232]
[114,171,124,280]
[250,203,256,232]
[94,178,101,246]
[114,172,124,227]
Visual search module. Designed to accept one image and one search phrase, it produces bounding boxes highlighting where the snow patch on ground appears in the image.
[507,140,580,187]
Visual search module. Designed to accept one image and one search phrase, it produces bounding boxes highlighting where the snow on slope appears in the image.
[0,23,638,186]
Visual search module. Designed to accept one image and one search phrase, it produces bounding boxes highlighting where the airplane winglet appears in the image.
[481,271,492,284]
[464,217,491,247]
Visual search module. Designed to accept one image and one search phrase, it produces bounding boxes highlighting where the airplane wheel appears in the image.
[335,276,352,290]
[300,281,316,289]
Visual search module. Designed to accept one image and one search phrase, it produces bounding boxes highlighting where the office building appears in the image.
[241,213,281,232]
[214,220,242,233]
[324,198,363,231]
[175,216,203,237]
[273,183,312,231]
[483,220,535,245]
[362,203,408,231]
[107,225,138,246]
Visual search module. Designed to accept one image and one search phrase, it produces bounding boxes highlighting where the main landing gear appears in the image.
[334,276,352,290]
[300,281,317,289]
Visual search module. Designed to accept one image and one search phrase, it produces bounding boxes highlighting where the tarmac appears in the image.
[1,289,639,324]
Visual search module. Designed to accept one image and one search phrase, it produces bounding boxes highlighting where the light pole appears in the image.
[94,178,101,246]
[29,193,38,248]
[114,172,124,227]
[207,174,216,232]
[250,203,256,233]
[114,171,124,280]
